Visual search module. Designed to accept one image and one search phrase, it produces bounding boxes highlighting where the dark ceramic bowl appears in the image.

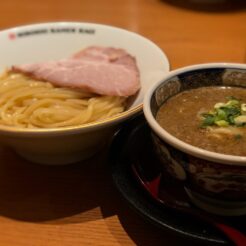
[143,63,246,216]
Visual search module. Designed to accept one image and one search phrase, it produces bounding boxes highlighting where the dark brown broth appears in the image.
[156,86,246,156]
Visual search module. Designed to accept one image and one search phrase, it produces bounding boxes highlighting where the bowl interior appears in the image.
[151,66,246,117]
[146,64,246,164]
[0,22,169,111]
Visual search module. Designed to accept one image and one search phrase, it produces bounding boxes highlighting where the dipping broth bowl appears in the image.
[0,22,169,165]
[144,63,246,216]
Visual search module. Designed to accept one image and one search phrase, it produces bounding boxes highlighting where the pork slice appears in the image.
[72,46,130,62]
[12,46,140,97]
[73,46,139,76]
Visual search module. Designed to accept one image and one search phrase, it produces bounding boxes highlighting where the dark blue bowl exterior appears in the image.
[150,67,246,201]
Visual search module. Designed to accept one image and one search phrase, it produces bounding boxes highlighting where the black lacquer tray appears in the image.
[111,113,245,245]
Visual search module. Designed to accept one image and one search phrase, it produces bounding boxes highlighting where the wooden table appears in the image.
[0,0,245,245]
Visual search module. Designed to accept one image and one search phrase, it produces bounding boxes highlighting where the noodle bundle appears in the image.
[0,72,126,128]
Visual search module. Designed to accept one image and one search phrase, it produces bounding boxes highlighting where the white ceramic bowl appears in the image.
[0,22,169,165]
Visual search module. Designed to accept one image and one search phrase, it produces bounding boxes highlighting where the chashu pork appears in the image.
[12,46,140,97]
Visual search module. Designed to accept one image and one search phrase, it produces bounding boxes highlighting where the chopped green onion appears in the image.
[201,114,215,127]
[241,104,246,114]
[228,115,235,125]
[214,102,225,109]
[234,115,246,126]
[200,96,245,128]
[225,99,240,107]
[215,120,229,127]
[217,109,227,120]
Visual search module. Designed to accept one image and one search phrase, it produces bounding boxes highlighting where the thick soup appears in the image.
[156,86,246,156]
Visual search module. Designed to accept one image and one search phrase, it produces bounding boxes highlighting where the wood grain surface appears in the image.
[0,0,245,245]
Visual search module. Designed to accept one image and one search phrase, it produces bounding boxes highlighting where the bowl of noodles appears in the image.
[0,22,169,165]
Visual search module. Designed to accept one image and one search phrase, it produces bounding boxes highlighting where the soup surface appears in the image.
[156,86,246,156]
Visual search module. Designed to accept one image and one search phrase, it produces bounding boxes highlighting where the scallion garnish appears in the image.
[201,97,246,128]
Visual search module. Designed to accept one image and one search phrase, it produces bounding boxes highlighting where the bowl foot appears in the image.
[185,188,246,216]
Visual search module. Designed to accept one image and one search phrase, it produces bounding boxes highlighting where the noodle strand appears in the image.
[0,72,126,128]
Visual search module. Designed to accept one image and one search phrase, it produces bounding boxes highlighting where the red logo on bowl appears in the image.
[8,32,16,40]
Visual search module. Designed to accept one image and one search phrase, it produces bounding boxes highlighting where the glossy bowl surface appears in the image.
[144,63,246,215]
[0,22,170,164]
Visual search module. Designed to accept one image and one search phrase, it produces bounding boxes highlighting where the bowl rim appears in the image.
[0,21,169,135]
[143,62,246,166]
